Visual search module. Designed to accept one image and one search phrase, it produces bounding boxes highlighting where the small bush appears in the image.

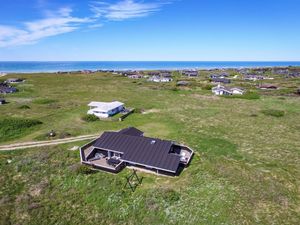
[261,109,285,117]
[59,131,71,139]
[162,189,180,203]
[33,99,57,104]
[81,114,99,122]
[18,105,30,109]
[202,84,213,90]
[72,164,93,175]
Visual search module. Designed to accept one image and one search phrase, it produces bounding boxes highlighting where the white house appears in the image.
[148,76,173,83]
[5,78,25,84]
[87,101,124,118]
[231,87,245,95]
[212,85,244,96]
[0,98,6,105]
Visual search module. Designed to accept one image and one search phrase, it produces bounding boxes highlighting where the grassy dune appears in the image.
[0,72,299,224]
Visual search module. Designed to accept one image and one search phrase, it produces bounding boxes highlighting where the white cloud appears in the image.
[0,7,90,48]
[0,1,172,48]
[90,0,168,21]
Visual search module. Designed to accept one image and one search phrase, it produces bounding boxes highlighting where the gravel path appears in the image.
[0,134,100,151]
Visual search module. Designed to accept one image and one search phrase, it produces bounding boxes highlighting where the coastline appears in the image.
[0,61,300,73]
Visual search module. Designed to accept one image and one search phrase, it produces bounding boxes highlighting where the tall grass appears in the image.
[261,109,285,117]
[0,118,42,142]
[224,91,260,100]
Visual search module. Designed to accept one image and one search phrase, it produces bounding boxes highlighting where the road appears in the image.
[0,134,100,151]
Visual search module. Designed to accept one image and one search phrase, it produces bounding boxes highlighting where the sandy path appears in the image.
[0,134,100,151]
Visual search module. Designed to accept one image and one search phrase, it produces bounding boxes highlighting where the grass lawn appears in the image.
[0,72,300,224]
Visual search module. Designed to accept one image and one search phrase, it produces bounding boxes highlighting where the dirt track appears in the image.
[0,134,99,151]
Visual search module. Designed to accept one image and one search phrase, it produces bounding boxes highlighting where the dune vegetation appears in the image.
[0,71,299,224]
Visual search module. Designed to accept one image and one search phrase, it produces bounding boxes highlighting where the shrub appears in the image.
[171,87,179,92]
[202,84,213,90]
[33,99,57,104]
[0,118,42,142]
[81,114,99,122]
[71,164,93,175]
[261,109,285,117]
[59,131,71,139]
[18,105,30,109]
[162,189,180,203]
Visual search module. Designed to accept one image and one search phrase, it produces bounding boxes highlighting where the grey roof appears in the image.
[0,83,18,93]
[118,127,144,137]
[211,78,231,83]
[93,131,181,172]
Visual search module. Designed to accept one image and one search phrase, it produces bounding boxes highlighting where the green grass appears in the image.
[261,109,285,117]
[0,72,299,224]
[32,98,57,104]
[224,91,260,100]
[18,105,31,109]
[0,118,42,142]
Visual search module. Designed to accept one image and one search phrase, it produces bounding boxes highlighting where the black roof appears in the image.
[93,130,180,172]
[211,78,231,83]
[0,83,18,93]
[119,127,144,137]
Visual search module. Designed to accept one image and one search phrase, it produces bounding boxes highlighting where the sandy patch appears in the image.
[142,109,161,114]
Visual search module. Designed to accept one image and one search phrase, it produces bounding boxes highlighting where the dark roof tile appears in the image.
[93,131,180,172]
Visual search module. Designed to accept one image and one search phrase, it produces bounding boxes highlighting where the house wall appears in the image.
[124,162,177,176]
[89,105,124,118]
[232,90,243,95]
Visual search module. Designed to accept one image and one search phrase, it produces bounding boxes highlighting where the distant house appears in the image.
[128,74,143,79]
[122,71,138,76]
[244,75,265,81]
[161,73,173,78]
[211,78,231,84]
[81,70,93,74]
[148,76,172,83]
[0,83,18,94]
[182,70,198,77]
[210,73,229,79]
[0,98,6,105]
[176,81,189,86]
[5,78,25,84]
[273,69,289,75]
[147,72,160,76]
[230,87,245,95]
[258,84,278,90]
[239,69,250,75]
[212,84,244,95]
[287,72,300,78]
[80,127,194,176]
[87,101,125,118]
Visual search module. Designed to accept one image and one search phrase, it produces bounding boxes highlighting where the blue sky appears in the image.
[0,0,300,61]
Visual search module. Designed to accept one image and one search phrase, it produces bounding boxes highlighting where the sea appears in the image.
[0,61,300,73]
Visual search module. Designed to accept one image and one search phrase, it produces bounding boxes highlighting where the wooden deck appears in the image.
[90,158,117,170]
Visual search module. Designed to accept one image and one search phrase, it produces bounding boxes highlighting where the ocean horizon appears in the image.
[1,61,300,73]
